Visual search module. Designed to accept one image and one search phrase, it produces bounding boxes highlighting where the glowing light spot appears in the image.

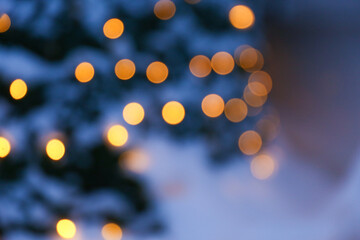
[123,102,145,125]
[115,59,136,80]
[201,94,224,118]
[146,61,168,84]
[251,154,275,180]
[0,14,11,33]
[189,55,211,78]
[211,52,234,75]
[10,79,27,100]
[237,46,264,72]
[248,71,272,95]
[103,18,124,39]
[46,139,65,161]
[0,137,11,158]
[243,85,267,108]
[56,219,76,239]
[185,0,201,4]
[162,101,185,125]
[107,125,128,147]
[224,98,248,122]
[154,0,176,20]
[229,5,255,30]
[238,130,262,155]
[75,62,94,83]
[121,149,150,174]
[102,223,123,240]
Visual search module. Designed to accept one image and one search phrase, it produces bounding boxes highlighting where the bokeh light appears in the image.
[250,154,276,180]
[162,101,185,125]
[103,18,124,39]
[235,46,264,72]
[46,139,65,161]
[102,223,123,240]
[243,85,268,108]
[0,137,11,158]
[10,79,27,100]
[121,149,150,174]
[123,102,145,125]
[248,71,272,95]
[224,98,248,122]
[115,59,136,80]
[56,219,76,239]
[0,13,11,33]
[211,52,234,75]
[238,130,262,155]
[75,62,94,83]
[107,125,128,147]
[201,94,224,118]
[189,55,212,78]
[256,114,280,142]
[229,5,255,30]
[154,0,176,20]
[146,61,169,84]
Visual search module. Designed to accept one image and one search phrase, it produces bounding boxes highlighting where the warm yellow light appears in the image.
[121,149,150,174]
[0,14,11,33]
[75,62,94,83]
[211,52,234,75]
[243,85,267,108]
[251,154,275,180]
[189,55,211,78]
[0,137,11,158]
[10,79,27,100]
[154,0,176,20]
[46,139,65,161]
[201,94,224,118]
[115,59,136,80]
[146,61,168,84]
[162,101,185,125]
[107,125,128,147]
[103,18,124,39]
[56,219,76,239]
[229,5,255,30]
[248,71,272,95]
[238,47,264,72]
[238,130,262,155]
[123,102,145,125]
[102,223,123,240]
[224,98,248,123]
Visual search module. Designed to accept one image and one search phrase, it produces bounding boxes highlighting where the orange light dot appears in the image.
[0,14,11,33]
[0,137,11,158]
[229,5,255,30]
[162,101,185,125]
[103,18,124,39]
[248,71,272,95]
[224,98,248,122]
[211,52,234,75]
[238,47,264,72]
[102,223,123,240]
[46,139,65,161]
[251,154,276,180]
[121,149,150,174]
[123,102,145,125]
[10,79,27,100]
[107,125,128,147]
[154,0,176,20]
[56,219,76,239]
[243,85,268,108]
[75,62,94,83]
[189,55,211,78]
[146,61,168,84]
[201,94,224,118]
[238,130,262,155]
[115,59,136,80]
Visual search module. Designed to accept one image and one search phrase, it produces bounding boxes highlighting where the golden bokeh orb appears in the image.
[102,223,123,240]
[56,219,76,239]
[229,5,255,30]
[0,14,11,33]
[189,55,212,78]
[154,0,176,20]
[10,79,27,100]
[211,52,234,75]
[103,18,124,39]
[0,137,11,158]
[107,125,128,147]
[248,71,272,95]
[162,101,185,125]
[115,59,136,80]
[46,139,65,161]
[146,61,168,84]
[251,154,276,180]
[123,102,145,125]
[238,130,262,155]
[243,85,268,108]
[201,94,224,118]
[238,47,264,72]
[224,98,248,123]
[121,149,150,174]
[75,62,94,83]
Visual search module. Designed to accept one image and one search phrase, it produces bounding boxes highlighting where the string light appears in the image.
[46,139,65,161]
[238,130,262,155]
[154,0,176,20]
[107,125,128,147]
[123,102,145,125]
[189,55,212,78]
[0,137,11,158]
[0,13,11,33]
[248,71,272,95]
[211,52,234,75]
[102,223,123,240]
[121,149,150,174]
[146,61,168,84]
[201,94,224,118]
[56,219,76,239]
[250,154,275,180]
[115,59,136,80]
[10,79,27,100]
[243,85,268,108]
[238,46,264,72]
[75,62,94,83]
[162,101,185,125]
[229,5,255,30]
[224,98,248,122]
[103,18,124,39]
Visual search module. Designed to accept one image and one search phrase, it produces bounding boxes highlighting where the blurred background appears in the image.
[0,0,359,239]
